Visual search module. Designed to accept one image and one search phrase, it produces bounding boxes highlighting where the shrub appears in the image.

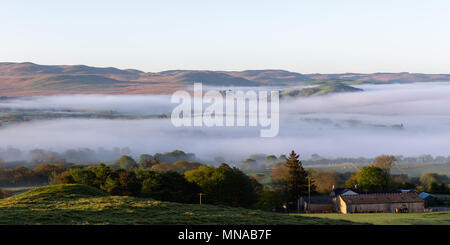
[0,188,13,199]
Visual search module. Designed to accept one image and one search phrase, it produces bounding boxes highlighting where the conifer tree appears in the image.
[283,150,309,202]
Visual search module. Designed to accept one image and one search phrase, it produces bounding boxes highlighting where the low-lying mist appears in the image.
[1,82,450,164]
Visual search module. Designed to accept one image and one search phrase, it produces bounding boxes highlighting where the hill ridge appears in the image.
[1,62,450,96]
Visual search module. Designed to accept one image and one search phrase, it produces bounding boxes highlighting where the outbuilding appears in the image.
[337,192,424,214]
[299,195,334,213]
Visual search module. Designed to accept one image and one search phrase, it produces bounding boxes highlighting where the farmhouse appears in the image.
[336,192,424,214]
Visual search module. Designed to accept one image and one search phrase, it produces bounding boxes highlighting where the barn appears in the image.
[299,195,334,213]
[337,192,424,214]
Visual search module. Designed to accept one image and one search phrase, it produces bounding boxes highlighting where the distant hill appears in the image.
[20,75,136,91]
[308,72,450,84]
[155,70,259,86]
[280,83,363,98]
[0,62,142,76]
[225,69,312,85]
[1,62,450,96]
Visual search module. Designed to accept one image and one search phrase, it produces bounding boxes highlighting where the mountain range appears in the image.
[1,62,450,96]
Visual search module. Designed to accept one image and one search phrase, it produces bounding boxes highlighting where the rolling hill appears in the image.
[21,75,137,91]
[225,70,312,85]
[0,184,358,225]
[1,62,450,96]
[280,83,364,98]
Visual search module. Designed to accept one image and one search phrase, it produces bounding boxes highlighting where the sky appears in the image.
[1,0,450,73]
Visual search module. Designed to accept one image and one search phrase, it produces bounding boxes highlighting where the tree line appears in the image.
[50,162,262,208]
[1,152,449,210]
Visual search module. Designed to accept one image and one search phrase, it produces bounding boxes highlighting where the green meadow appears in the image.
[297,212,450,225]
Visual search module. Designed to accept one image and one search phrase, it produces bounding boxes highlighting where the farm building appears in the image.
[299,195,334,213]
[419,192,443,207]
[336,192,424,214]
[330,188,358,197]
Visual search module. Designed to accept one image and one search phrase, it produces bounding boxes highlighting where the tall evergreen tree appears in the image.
[283,150,309,202]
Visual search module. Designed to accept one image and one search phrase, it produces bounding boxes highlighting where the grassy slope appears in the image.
[300,83,363,96]
[1,186,38,195]
[298,212,450,225]
[281,83,363,98]
[20,75,130,91]
[0,184,357,225]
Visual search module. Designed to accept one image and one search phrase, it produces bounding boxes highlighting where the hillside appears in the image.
[280,83,363,98]
[225,70,312,85]
[154,70,259,86]
[1,62,450,96]
[0,184,358,225]
[20,75,138,91]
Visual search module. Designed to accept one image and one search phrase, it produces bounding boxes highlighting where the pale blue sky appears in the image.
[1,0,450,73]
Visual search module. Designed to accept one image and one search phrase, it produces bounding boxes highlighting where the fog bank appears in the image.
[1,82,450,163]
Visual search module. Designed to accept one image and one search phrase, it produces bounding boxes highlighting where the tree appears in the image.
[254,190,284,211]
[153,150,196,164]
[157,171,200,203]
[420,173,449,189]
[9,166,35,185]
[118,171,141,196]
[28,149,66,166]
[185,165,223,204]
[343,173,358,189]
[67,168,97,186]
[427,182,450,194]
[272,151,309,202]
[185,164,260,207]
[372,155,396,189]
[218,163,233,171]
[102,176,121,195]
[113,155,138,170]
[239,158,259,171]
[139,171,163,197]
[356,166,385,192]
[310,169,340,194]
[90,163,114,188]
[263,155,277,168]
[151,162,175,172]
[173,161,201,173]
[51,171,75,184]
[391,174,416,189]
[0,157,5,169]
[137,169,200,203]
[33,163,68,183]
[278,154,287,163]
[271,161,289,183]
[139,154,154,169]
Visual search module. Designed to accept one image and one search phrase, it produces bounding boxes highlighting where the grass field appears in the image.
[1,186,38,195]
[0,184,358,225]
[435,194,450,202]
[297,212,450,225]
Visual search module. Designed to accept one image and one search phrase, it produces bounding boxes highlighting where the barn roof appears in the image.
[331,188,358,196]
[341,192,424,205]
[305,195,333,204]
